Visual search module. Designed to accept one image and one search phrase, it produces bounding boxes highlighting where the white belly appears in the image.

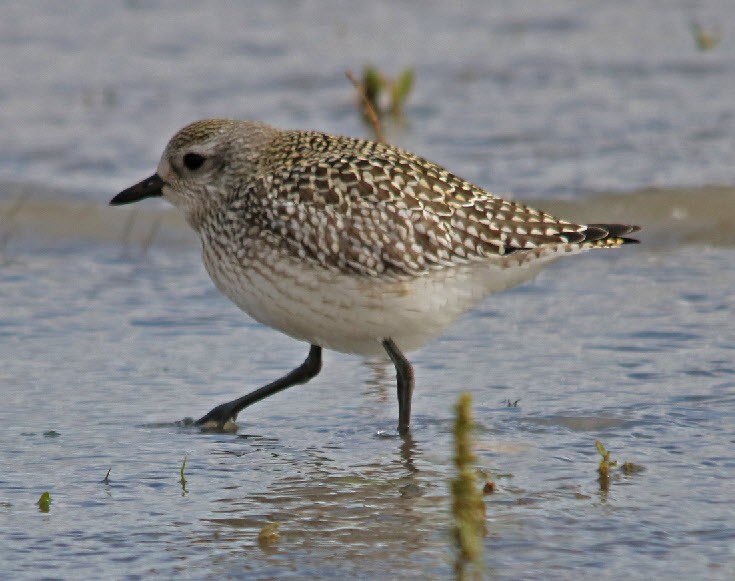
[202,241,578,356]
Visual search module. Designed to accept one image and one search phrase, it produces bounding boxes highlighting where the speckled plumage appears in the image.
[112,118,639,432]
[170,120,632,278]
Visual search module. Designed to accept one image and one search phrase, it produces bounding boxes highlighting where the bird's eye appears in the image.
[183,153,206,171]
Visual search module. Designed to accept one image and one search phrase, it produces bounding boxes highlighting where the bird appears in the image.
[110,119,639,434]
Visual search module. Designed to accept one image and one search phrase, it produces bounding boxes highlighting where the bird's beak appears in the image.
[110,174,164,206]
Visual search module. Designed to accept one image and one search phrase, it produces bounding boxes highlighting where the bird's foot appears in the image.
[195,403,239,433]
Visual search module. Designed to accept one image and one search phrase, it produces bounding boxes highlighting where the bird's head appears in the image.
[110,119,278,228]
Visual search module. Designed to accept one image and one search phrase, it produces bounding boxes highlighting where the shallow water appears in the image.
[2,210,735,579]
[2,1,735,579]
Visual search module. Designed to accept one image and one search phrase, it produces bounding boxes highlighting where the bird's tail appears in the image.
[579,223,640,248]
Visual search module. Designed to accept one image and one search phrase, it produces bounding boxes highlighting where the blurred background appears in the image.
[2,0,733,200]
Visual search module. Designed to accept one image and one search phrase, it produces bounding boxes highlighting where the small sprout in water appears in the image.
[347,65,416,138]
[362,66,383,114]
[389,68,415,118]
[258,522,281,547]
[691,22,721,51]
[37,492,51,513]
[180,455,188,491]
[595,440,610,464]
[346,70,385,143]
[596,441,644,491]
[102,467,112,484]
[451,393,486,579]
[596,440,615,491]
[621,461,645,476]
[476,467,496,495]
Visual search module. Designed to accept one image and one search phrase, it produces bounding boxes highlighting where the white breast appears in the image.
[201,237,580,357]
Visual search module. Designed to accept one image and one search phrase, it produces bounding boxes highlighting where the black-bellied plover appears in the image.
[111,119,639,434]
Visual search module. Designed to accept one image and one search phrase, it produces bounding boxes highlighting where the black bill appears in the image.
[110,174,164,206]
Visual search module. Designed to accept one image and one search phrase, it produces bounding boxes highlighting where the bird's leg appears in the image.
[382,338,414,435]
[196,344,322,430]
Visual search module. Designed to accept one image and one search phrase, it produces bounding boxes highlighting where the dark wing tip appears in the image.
[585,223,640,244]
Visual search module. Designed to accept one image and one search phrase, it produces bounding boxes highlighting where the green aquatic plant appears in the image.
[595,440,615,491]
[346,65,415,141]
[621,460,645,476]
[346,70,385,143]
[362,66,383,115]
[180,455,188,493]
[596,441,643,492]
[451,393,486,580]
[691,22,721,51]
[389,68,414,118]
[37,491,51,513]
[258,522,281,547]
[595,440,612,474]
[360,65,414,119]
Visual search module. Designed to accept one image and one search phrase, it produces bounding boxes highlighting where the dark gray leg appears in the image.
[382,338,414,435]
[196,344,322,429]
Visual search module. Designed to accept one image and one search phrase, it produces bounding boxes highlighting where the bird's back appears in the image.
[224,128,638,281]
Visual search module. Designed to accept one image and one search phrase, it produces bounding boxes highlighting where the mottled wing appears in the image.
[245,148,636,278]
